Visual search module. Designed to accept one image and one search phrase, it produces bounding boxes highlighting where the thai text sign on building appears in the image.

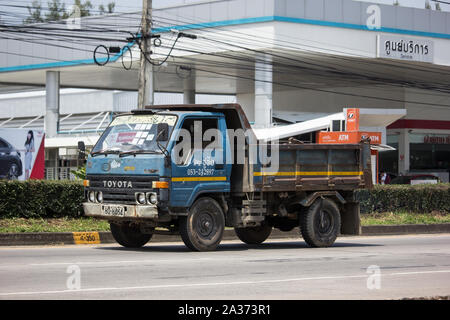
[377,35,433,63]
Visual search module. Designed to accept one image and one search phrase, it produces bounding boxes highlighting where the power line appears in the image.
[190,65,450,108]
[5,25,450,104]
[1,7,450,107]
[150,12,450,78]
[431,0,450,5]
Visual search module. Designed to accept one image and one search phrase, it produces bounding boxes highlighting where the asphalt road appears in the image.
[0,234,449,300]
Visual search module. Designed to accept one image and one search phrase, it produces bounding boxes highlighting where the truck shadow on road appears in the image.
[96,240,382,253]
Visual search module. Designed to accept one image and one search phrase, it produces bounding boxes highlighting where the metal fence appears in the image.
[45,167,78,180]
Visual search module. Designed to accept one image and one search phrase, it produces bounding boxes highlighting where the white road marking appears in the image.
[1,269,450,297]
[28,258,213,266]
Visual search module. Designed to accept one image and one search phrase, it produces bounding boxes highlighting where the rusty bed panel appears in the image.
[253,142,370,192]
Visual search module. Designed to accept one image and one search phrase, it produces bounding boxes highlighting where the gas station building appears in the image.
[0,0,449,181]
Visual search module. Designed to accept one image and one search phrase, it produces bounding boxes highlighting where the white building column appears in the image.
[236,93,255,123]
[183,70,196,104]
[254,53,273,128]
[45,71,60,138]
[398,129,410,174]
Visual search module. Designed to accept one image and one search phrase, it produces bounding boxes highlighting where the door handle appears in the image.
[214,164,224,170]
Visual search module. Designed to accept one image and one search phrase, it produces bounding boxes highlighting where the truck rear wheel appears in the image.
[179,197,225,252]
[234,224,272,245]
[110,223,152,248]
[299,198,341,248]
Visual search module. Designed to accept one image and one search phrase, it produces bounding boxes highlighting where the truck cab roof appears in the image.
[140,104,253,133]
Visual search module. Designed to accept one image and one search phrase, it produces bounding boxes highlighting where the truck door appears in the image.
[170,116,230,207]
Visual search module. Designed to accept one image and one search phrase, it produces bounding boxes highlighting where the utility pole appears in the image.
[138,0,154,109]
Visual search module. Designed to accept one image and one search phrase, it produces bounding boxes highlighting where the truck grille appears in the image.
[86,174,158,205]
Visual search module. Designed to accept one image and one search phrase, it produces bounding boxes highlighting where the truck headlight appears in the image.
[147,192,157,205]
[136,192,146,205]
[88,191,95,202]
[96,191,103,203]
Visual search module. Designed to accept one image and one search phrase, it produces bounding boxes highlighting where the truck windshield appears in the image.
[91,114,177,154]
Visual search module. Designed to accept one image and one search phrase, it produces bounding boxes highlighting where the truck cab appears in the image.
[84,104,372,251]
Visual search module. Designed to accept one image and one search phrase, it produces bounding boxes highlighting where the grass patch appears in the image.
[361,211,450,226]
[1,211,449,233]
[0,217,110,233]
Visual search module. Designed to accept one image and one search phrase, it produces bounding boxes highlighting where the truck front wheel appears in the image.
[110,223,152,248]
[299,198,341,248]
[179,197,225,251]
[234,223,272,245]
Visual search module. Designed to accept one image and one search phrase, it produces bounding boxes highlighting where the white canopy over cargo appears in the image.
[253,108,406,144]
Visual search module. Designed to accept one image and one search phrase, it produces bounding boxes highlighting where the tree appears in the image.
[99,2,116,15]
[45,0,69,22]
[425,0,431,9]
[435,3,442,10]
[393,0,399,6]
[24,0,95,24]
[24,0,45,24]
[73,0,93,17]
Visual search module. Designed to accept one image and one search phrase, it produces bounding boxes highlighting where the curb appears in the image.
[360,223,450,235]
[1,224,450,246]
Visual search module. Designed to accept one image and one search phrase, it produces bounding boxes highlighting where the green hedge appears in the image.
[0,180,84,218]
[355,184,450,214]
[0,180,449,219]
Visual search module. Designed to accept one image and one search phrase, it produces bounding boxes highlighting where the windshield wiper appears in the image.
[119,150,160,157]
[91,149,121,157]
[155,130,170,157]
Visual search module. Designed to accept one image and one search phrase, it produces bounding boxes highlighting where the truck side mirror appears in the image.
[156,123,169,141]
[78,141,86,160]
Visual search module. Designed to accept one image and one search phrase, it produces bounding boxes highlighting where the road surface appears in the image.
[0,234,449,300]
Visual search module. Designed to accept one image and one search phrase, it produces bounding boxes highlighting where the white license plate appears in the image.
[102,205,125,217]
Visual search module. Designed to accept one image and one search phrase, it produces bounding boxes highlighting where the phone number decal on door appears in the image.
[187,168,215,176]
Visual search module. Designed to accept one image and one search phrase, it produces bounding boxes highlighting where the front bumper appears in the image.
[83,202,158,219]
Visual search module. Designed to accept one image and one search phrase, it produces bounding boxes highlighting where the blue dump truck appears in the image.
[83,104,372,251]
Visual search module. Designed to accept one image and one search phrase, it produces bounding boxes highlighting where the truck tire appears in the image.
[110,223,152,248]
[179,197,225,252]
[234,224,272,245]
[299,198,341,248]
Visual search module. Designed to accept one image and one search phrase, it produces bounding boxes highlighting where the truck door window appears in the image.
[175,118,218,165]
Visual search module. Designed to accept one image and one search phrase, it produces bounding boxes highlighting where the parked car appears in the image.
[0,137,23,180]
[390,174,440,185]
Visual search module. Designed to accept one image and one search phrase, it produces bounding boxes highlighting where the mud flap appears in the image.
[340,202,361,235]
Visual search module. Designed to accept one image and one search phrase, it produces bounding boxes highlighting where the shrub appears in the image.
[0,180,448,219]
[0,180,84,218]
[355,184,450,214]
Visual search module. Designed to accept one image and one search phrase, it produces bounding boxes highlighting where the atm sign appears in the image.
[318,131,382,144]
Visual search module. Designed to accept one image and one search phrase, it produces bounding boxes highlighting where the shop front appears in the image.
[381,120,450,182]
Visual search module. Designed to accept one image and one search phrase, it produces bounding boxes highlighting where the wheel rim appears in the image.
[315,209,333,236]
[194,211,216,239]
[9,164,18,179]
